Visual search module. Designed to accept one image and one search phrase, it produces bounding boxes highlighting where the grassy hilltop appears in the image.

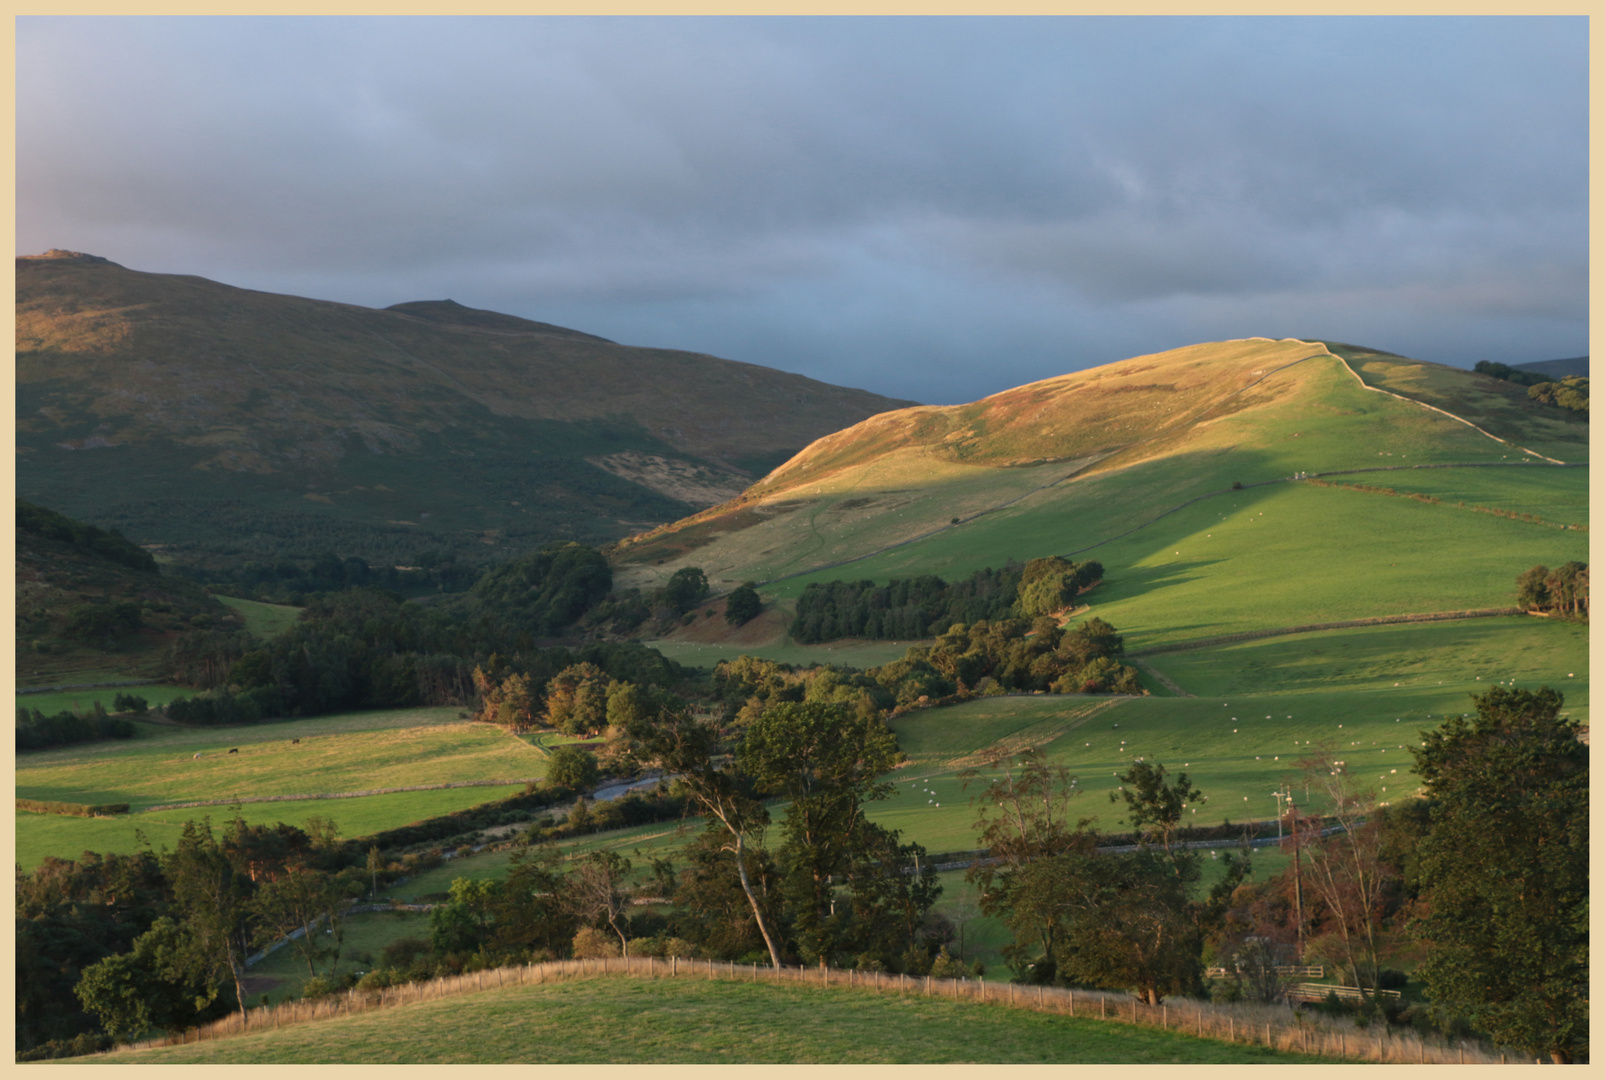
[16,250,913,576]
[615,337,1585,599]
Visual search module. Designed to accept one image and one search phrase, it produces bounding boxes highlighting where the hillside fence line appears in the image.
[120,954,1514,1064]
[1128,607,1524,657]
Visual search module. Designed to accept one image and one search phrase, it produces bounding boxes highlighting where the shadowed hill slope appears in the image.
[15,500,242,684]
[16,251,914,575]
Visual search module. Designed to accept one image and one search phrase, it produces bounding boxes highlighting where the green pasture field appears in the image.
[16,786,528,873]
[880,690,1426,837]
[15,706,546,870]
[95,974,1326,1063]
[243,909,434,1008]
[766,475,1587,651]
[1310,463,1587,526]
[15,683,192,718]
[1147,615,1588,707]
[216,595,303,640]
[16,708,541,809]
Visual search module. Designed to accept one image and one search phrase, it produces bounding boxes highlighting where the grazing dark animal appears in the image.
[228,748,239,754]
[292,738,300,745]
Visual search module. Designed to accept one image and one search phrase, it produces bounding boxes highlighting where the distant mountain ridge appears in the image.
[15,250,914,577]
[384,299,616,342]
[1513,356,1588,379]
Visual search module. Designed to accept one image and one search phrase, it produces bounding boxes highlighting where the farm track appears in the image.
[1129,658,1191,697]
[1329,350,1571,464]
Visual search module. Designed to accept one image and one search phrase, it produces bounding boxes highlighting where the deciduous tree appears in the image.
[1412,686,1588,1064]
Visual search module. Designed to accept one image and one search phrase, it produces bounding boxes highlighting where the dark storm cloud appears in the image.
[17,16,1587,403]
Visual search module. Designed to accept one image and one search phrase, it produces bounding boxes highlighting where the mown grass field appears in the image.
[15,706,546,870]
[15,683,193,718]
[17,786,528,874]
[93,975,1326,1063]
[216,595,303,640]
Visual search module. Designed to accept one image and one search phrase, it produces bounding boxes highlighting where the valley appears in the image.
[17,331,1587,1065]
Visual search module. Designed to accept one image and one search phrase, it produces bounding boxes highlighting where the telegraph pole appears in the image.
[1289,787,1304,961]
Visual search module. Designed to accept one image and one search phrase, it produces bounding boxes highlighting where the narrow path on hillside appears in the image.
[1323,346,1570,464]
[1129,658,1192,697]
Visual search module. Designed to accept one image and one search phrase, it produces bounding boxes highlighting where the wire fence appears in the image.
[121,955,1514,1064]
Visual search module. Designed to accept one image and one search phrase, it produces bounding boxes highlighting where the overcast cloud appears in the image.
[17,17,1587,404]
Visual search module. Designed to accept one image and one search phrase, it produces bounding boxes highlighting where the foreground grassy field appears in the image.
[15,706,546,870]
[96,975,1325,1063]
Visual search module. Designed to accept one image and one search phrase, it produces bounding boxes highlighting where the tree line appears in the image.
[1517,561,1588,619]
[791,556,1102,644]
[1473,362,1588,416]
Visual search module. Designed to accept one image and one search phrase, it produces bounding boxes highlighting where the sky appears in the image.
[17,17,1588,405]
